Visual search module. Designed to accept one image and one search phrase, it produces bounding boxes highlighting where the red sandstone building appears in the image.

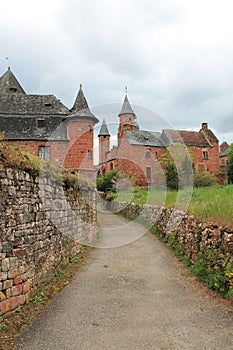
[0,68,98,174]
[98,95,220,185]
[0,68,221,184]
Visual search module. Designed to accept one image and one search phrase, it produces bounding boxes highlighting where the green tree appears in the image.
[165,162,178,190]
[227,144,233,184]
[96,170,119,193]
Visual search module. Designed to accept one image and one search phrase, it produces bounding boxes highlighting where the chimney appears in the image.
[201,122,208,130]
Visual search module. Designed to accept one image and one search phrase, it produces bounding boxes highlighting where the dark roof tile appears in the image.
[125,130,163,146]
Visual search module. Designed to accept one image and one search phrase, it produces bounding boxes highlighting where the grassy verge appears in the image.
[115,184,233,225]
[0,246,92,350]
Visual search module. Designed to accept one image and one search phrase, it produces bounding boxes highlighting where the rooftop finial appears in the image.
[80,83,82,90]
[125,86,128,95]
[6,57,10,70]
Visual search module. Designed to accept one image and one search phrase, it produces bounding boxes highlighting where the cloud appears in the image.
[0,0,233,143]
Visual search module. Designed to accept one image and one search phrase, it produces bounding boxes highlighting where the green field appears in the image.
[115,185,233,225]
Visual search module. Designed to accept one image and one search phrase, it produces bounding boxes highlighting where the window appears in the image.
[203,151,208,160]
[88,150,93,159]
[38,146,50,160]
[10,87,17,92]
[37,119,45,128]
[88,125,92,132]
[146,167,151,180]
[146,149,151,158]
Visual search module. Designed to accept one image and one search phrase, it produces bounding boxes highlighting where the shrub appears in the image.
[96,170,119,193]
[194,171,216,187]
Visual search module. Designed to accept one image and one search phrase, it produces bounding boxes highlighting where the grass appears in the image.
[114,184,233,225]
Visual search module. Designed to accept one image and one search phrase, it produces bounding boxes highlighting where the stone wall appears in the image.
[0,162,97,314]
[107,201,233,291]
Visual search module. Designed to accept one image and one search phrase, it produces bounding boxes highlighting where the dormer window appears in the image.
[37,119,45,128]
[45,103,52,107]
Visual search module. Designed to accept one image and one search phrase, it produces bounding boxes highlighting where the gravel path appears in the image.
[15,209,233,350]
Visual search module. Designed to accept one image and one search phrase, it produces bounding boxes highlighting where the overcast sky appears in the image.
[1,0,233,144]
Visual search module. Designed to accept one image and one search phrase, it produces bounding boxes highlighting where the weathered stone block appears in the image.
[8,266,25,279]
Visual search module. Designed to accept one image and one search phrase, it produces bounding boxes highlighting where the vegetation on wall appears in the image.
[0,142,88,191]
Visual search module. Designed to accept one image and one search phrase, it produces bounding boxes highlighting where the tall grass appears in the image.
[115,185,233,225]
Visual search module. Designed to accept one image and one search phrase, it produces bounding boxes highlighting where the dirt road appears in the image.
[15,209,233,349]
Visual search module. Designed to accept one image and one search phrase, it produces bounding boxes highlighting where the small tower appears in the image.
[98,119,110,164]
[118,94,137,140]
[65,84,99,171]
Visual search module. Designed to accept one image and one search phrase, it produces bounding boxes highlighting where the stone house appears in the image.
[0,68,99,174]
[98,95,220,185]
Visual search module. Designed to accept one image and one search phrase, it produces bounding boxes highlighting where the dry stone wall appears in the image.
[0,162,96,314]
[107,201,233,292]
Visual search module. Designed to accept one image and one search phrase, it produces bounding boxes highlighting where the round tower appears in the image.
[118,94,137,141]
[98,119,110,164]
[65,84,99,171]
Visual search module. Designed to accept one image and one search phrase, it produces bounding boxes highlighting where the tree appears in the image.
[165,162,178,190]
[227,144,233,184]
[96,170,119,193]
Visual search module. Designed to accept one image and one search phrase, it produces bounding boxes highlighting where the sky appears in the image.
[1,0,233,144]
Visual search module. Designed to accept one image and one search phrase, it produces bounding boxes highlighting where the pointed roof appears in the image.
[118,95,135,116]
[98,119,110,137]
[0,68,26,94]
[69,84,99,124]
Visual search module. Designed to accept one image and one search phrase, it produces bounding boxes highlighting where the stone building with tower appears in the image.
[0,68,221,184]
[98,95,220,185]
[0,68,98,174]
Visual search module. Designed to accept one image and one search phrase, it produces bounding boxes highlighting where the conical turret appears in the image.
[98,118,110,137]
[98,119,110,164]
[70,84,99,123]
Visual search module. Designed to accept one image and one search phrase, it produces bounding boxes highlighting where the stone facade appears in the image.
[0,69,98,173]
[98,97,221,185]
[0,161,97,314]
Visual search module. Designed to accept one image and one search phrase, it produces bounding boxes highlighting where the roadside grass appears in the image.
[114,184,233,225]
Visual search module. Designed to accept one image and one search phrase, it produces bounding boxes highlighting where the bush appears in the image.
[96,170,119,193]
[194,171,216,187]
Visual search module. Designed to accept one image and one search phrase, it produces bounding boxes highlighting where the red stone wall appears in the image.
[64,119,95,170]
[187,142,220,175]
[3,140,69,166]
[99,135,110,164]
[3,118,96,171]
[99,137,167,185]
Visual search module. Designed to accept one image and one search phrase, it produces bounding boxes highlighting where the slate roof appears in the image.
[125,130,163,147]
[220,145,230,157]
[161,129,212,147]
[0,68,26,94]
[0,115,68,141]
[69,84,99,124]
[200,128,218,142]
[119,95,135,116]
[98,119,110,136]
[0,94,69,115]
[0,69,69,141]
